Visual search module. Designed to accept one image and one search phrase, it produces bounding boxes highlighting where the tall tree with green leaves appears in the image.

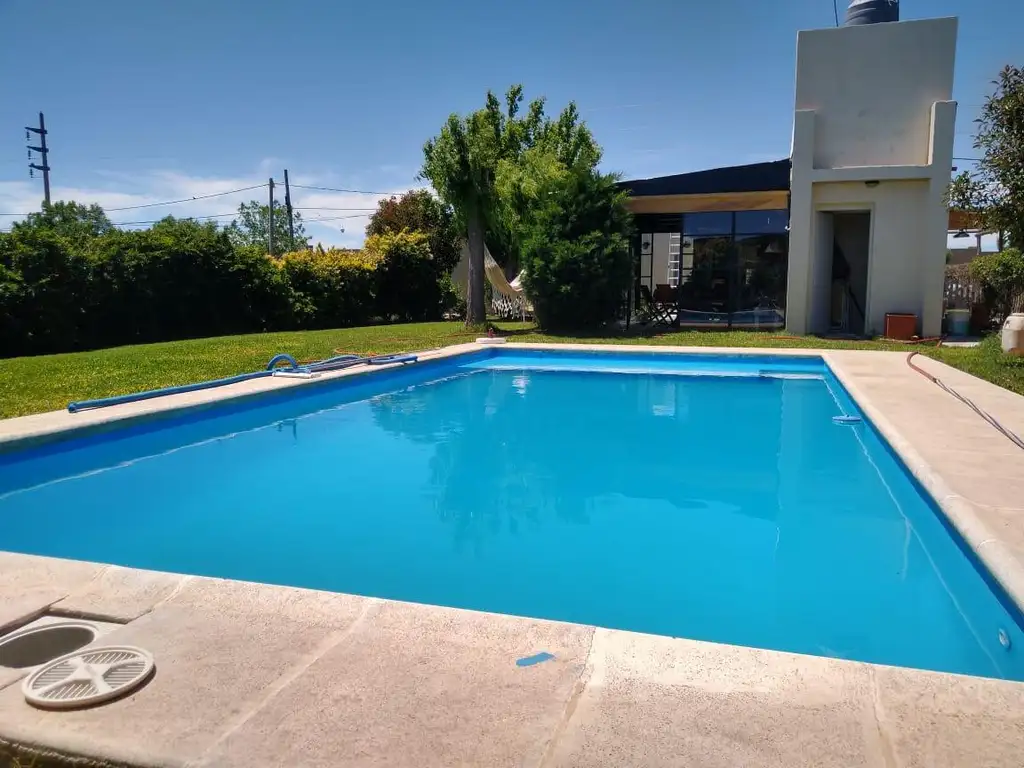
[421,107,500,324]
[948,65,1024,249]
[226,200,309,255]
[421,85,601,324]
[12,201,114,246]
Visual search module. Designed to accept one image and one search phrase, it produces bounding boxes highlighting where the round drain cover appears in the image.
[22,646,154,710]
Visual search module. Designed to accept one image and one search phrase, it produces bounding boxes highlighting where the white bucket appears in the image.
[1002,313,1024,355]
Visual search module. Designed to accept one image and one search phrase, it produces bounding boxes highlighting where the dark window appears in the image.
[683,212,733,236]
[634,214,684,233]
[735,209,789,234]
[632,209,788,330]
[734,234,788,320]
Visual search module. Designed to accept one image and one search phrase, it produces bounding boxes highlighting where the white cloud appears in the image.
[0,164,428,248]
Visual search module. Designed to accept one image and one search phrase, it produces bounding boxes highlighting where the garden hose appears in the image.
[906,351,1024,451]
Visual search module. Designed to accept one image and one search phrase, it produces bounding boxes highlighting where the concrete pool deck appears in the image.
[0,341,1022,767]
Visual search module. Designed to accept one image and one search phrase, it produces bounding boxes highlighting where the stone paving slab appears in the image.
[195,599,595,768]
[546,628,884,768]
[54,566,188,622]
[0,552,103,633]
[872,663,1024,768]
[0,578,372,768]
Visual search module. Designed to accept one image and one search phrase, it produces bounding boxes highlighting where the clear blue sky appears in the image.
[1,0,1019,246]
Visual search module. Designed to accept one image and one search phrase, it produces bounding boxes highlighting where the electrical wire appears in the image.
[110,212,240,226]
[303,214,368,223]
[1,183,270,218]
[286,183,397,196]
[104,183,268,212]
[292,207,376,211]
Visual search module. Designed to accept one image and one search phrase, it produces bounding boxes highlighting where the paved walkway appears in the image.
[0,343,1022,767]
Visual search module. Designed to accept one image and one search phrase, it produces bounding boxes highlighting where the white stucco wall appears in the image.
[813,181,929,335]
[794,18,957,169]
[787,17,958,337]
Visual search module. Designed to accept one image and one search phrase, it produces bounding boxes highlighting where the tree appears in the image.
[948,65,1024,249]
[421,109,500,324]
[12,201,113,245]
[518,167,634,331]
[969,248,1024,317]
[226,200,309,255]
[366,189,460,274]
[421,85,601,324]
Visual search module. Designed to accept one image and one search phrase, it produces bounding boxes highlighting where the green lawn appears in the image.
[1,322,1020,419]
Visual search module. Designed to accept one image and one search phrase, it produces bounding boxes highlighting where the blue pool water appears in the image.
[0,349,1021,680]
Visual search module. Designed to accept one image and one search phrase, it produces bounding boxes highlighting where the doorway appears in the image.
[830,212,870,335]
[813,211,870,335]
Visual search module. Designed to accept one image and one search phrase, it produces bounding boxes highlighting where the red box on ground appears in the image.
[885,313,918,340]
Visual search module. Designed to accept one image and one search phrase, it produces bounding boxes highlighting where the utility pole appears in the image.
[268,177,275,256]
[283,169,295,249]
[25,112,51,206]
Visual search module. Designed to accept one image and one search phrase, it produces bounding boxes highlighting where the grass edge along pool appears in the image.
[0,346,1021,681]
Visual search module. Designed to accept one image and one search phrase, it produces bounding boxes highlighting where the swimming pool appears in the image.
[0,347,1021,680]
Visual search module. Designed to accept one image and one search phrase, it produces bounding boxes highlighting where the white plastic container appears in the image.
[946,309,970,336]
[1002,313,1024,355]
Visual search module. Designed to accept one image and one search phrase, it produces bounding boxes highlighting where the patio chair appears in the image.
[640,285,674,326]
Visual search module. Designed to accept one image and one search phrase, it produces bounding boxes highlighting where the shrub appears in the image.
[0,198,468,358]
[0,215,300,357]
[519,169,634,331]
[970,248,1024,318]
[86,220,290,346]
[366,230,450,322]
[278,247,380,329]
[0,227,93,355]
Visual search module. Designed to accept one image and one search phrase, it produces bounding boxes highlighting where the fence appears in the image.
[943,264,982,310]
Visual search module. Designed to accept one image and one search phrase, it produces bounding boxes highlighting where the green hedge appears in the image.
[0,219,457,358]
[278,247,381,329]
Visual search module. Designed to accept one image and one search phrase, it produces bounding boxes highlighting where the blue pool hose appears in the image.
[67,370,274,413]
[265,353,301,371]
[67,352,419,413]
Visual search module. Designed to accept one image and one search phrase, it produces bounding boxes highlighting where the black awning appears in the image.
[621,158,791,197]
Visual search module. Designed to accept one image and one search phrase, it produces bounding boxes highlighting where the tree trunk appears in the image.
[466,210,487,325]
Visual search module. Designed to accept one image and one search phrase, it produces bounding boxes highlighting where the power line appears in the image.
[104,183,268,212]
[0,183,270,216]
[0,203,375,218]
[303,214,368,223]
[292,206,376,211]
[288,182,399,195]
[110,212,240,226]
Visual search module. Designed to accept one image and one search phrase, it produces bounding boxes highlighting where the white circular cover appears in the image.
[22,645,155,710]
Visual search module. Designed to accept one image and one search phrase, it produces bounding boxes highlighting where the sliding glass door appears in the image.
[633,210,788,329]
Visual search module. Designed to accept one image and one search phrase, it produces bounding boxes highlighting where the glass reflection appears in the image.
[635,209,789,329]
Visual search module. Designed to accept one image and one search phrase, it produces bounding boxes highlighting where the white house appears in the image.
[624,3,958,338]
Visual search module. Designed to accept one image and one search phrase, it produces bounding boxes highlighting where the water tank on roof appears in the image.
[844,0,899,25]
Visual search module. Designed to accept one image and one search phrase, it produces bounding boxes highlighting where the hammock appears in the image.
[454,241,531,320]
